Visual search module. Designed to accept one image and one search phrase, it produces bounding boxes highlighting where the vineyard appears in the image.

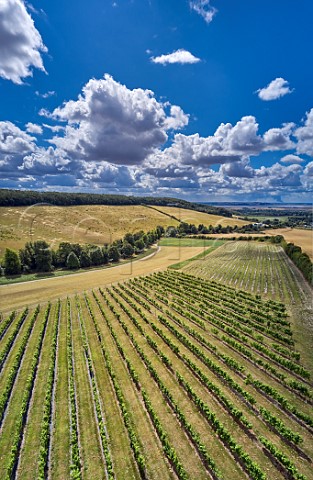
[0,270,312,479]
[183,241,309,303]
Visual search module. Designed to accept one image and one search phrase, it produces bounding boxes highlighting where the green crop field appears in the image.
[0,270,312,480]
[159,237,223,247]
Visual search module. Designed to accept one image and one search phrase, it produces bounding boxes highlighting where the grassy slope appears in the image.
[0,204,247,257]
[150,205,249,227]
[0,205,178,255]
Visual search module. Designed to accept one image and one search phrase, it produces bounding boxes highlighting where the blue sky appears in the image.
[0,0,312,202]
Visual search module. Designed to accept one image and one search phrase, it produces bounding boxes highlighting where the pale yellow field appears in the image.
[0,205,179,256]
[150,206,249,227]
[0,204,248,257]
[0,245,204,312]
[266,228,313,260]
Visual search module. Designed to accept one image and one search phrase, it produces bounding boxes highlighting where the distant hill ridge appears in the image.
[0,189,232,217]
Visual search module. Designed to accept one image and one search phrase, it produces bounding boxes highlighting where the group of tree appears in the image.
[164,222,265,237]
[282,242,312,284]
[2,226,165,276]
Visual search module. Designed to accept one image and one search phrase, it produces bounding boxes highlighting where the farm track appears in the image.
[0,269,312,479]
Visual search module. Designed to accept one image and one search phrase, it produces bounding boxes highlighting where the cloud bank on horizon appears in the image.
[0,0,312,203]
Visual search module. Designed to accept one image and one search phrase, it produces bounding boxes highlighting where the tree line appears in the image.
[2,226,165,276]
[165,222,266,236]
[282,242,312,284]
[0,189,231,217]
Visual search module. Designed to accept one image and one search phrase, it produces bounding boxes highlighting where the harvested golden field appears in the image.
[0,245,204,312]
[0,205,179,256]
[266,228,313,260]
[150,205,249,227]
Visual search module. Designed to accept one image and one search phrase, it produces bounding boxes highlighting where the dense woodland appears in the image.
[0,189,231,217]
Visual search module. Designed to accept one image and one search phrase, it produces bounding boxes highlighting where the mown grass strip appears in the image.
[259,437,307,480]
[109,284,253,432]
[168,243,224,270]
[176,373,266,480]
[50,301,70,480]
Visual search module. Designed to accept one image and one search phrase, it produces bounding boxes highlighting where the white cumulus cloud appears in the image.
[303,161,313,176]
[25,122,43,135]
[257,77,293,101]
[0,0,47,84]
[147,116,265,169]
[151,49,201,65]
[280,154,304,164]
[0,120,36,154]
[189,0,217,24]
[44,74,189,165]
[295,108,313,156]
[263,123,295,150]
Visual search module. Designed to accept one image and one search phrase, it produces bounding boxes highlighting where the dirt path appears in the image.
[0,246,204,313]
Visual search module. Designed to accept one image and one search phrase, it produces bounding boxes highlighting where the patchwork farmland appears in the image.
[0,270,312,480]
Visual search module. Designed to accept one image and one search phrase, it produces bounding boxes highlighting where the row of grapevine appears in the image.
[37,301,61,479]
[0,307,29,371]
[66,299,82,480]
[0,311,16,341]
[96,289,223,479]
[5,303,51,479]
[135,274,310,391]
[0,306,40,426]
